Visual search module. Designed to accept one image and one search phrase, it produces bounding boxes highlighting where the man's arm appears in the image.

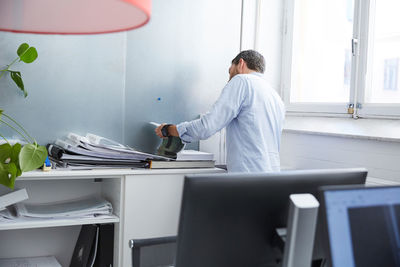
[155,75,247,142]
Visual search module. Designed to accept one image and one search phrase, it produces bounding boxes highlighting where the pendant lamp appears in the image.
[0,0,151,34]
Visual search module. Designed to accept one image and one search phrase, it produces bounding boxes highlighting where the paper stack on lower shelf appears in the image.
[0,256,61,267]
[0,196,117,229]
[14,196,113,219]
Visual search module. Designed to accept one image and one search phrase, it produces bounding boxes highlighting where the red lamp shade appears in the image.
[0,0,151,34]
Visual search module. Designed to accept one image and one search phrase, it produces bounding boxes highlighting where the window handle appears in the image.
[352,38,359,56]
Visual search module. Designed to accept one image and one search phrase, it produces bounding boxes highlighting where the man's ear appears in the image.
[238,58,247,72]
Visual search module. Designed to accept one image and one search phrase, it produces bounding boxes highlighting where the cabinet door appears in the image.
[121,174,185,267]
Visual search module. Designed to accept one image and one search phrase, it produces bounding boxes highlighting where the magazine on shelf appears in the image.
[15,196,113,219]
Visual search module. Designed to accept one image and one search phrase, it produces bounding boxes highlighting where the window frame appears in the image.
[357,0,400,117]
[281,0,400,118]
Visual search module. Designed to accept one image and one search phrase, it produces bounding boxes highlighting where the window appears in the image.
[383,58,399,91]
[344,49,352,87]
[282,0,400,117]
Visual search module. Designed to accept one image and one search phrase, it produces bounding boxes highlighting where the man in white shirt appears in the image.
[155,50,285,172]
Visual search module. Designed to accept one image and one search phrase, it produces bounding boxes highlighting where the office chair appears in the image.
[130,236,176,267]
[129,232,326,267]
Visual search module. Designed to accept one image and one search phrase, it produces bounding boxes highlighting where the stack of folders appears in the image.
[47,133,171,170]
[149,150,215,169]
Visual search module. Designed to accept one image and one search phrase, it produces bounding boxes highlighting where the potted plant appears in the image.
[0,43,47,189]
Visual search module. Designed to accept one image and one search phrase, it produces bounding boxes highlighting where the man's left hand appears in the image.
[155,124,179,138]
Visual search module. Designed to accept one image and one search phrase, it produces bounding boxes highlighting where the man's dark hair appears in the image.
[232,50,265,73]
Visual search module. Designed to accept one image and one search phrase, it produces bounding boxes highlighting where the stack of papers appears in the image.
[0,256,61,267]
[15,196,113,219]
[176,150,214,161]
[150,150,215,169]
[47,133,171,169]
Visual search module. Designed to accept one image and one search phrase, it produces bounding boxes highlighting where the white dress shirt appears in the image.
[176,72,285,172]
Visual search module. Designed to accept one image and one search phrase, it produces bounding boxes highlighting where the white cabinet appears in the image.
[0,168,224,267]
[0,172,122,266]
[120,168,225,267]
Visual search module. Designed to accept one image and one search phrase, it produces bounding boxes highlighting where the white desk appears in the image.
[0,168,225,266]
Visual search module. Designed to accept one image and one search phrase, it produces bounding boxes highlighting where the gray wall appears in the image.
[0,0,241,153]
[124,0,242,153]
[0,33,126,144]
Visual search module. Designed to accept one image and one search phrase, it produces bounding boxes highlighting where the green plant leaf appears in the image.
[0,143,23,187]
[11,143,21,163]
[0,143,12,163]
[9,71,27,97]
[19,143,47,172]
[0,163,12,189]
[0,162,17,189]
[11,144,22,177]
[17,43,29,56]
[19,47,38,64]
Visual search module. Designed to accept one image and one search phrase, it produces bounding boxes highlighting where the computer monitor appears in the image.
[319,185,400,267]
[174,168,367,267]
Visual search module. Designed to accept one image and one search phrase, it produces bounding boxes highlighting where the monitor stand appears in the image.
[282,194,320,267]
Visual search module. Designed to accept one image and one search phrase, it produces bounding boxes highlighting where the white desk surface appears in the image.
[19,168,225,180]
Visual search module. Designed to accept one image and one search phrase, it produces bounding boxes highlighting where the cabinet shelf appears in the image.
[0,214,119,230]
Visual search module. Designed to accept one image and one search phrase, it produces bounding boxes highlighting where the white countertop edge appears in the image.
[19,168,226,180]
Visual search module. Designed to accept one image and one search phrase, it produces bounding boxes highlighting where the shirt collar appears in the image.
[250,72,263,77]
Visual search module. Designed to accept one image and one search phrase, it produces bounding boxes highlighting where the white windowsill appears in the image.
[283,115,400,143]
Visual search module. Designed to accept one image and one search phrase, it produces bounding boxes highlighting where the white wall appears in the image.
[281,131,400,185]
[257,0,284,91]
[240,0,284,90]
